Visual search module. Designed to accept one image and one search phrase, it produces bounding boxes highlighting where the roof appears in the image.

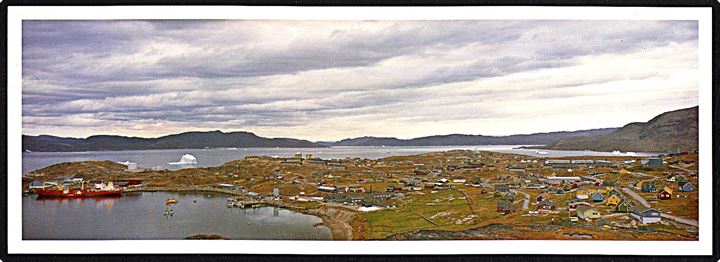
[537,199,555,206]
[497,200,515,210]
[546,176,581,180]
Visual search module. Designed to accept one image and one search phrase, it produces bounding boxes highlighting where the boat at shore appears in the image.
[34,181,122,198]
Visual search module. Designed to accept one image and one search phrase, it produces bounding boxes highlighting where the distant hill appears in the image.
[325,128,618,147]
[539,106,698,153]
[22,130,326,152]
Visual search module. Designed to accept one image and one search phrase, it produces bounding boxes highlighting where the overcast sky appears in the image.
[22,20,698,141]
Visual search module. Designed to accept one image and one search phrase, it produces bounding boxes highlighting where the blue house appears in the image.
[591,192,604,202]
[641,181,656,193]
[679,182,695,192]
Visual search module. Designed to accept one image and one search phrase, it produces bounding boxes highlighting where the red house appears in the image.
[536,200,556,211]
[657,190,672,200]
[536,193,548,202]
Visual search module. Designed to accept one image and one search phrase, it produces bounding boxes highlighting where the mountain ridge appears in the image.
[538,106,698,153]
[22,130,326,152]
[318,128,619,146]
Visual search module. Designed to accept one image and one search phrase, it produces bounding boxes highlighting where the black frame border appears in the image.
[0,1,718,261]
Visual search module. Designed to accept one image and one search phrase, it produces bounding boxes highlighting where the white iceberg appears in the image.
[169,154,198,165]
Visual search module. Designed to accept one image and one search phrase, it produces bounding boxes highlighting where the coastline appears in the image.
[124,186,355,240]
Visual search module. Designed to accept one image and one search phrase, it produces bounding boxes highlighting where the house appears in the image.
[449,177,466,186]
[469,177,484,186]
[641,157,663,167]
[615,199,633,213]
[591,192,604,203]
[507,164,526,172]
[605,194,621,206]
[666,174,676,182]
[679,182,695,192]
[317,185,337,192]
[657,187,673,200]
[536,193,548,202]
[633,181,644,190]
[555,188,566,195]
[496,200,516,214]
[502,192,517,202]
[328,163,347,170]
[414,169,430,176]
[536,199,556,211]
[386,185,403,193]
[345,184,366,193]
[494,184,510,193]
[602,180,617,187]
[435,183,452,190]
[545,160,572,168]
[545,176,582,186]
[631,206,662,224]
[575,190,589,200]
[607,188,623,198]
[215,183,243,191]
[245,192,261,199]
[674,175,689,185]
[577,206,601,220]
[324,193,361,204]
[641,181,656,193]
[568,199,591,210]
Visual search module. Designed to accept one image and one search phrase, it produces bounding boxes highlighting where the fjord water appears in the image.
[22,192,331,240]
[21,145,657,175]
[21,146,657,240]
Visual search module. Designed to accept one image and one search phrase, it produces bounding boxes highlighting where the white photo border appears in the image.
[6,5,713,255]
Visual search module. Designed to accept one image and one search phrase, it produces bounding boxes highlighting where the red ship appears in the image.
[34,181,122,198]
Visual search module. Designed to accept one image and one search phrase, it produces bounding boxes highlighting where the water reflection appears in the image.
[23,192,331,240]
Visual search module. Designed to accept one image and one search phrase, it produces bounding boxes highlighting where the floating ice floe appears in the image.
[117,161,138,170]
[169,154,198,165]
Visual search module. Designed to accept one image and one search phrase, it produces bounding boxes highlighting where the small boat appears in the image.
[166,198,179,205]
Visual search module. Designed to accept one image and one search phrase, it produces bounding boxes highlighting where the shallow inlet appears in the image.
[22,191,331,240]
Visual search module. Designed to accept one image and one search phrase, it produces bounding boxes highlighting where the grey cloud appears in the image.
[21,20,699,138]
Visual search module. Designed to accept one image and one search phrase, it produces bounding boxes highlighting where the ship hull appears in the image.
[35,188,123,197]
